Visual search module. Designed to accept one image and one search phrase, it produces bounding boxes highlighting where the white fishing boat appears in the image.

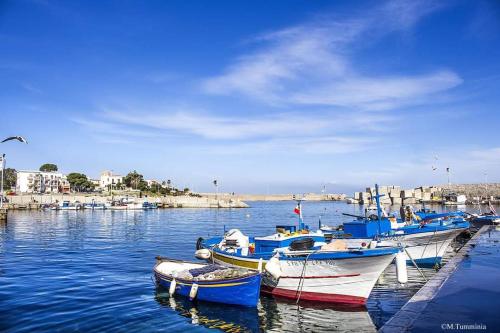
[51,201,82,210]
[126,202,144,210]
[198,227,400,305]
[321,185,470,267]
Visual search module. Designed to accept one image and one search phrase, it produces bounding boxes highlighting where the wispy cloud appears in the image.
[201,0,461,110]
[197,135,375,156]
[72,118,163,138]
[101,107,394,140]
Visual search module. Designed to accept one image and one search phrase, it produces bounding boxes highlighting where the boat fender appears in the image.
[369,240,377,249]
[396,251,408,284]
[195,249,211,260]
[265,255,281,280]
[169,279,177,295]
[189,283,199,300]
[196,237,204,250]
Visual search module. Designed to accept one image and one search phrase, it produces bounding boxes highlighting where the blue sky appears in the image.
[1,0,499,194]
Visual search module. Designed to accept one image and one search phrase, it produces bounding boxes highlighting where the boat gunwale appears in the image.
[209,244,399,261]
[153,258,261,285]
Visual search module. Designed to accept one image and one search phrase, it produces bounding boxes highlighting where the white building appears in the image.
[100,170,124,189]
[16,170,70,193]
[145,179,159,188]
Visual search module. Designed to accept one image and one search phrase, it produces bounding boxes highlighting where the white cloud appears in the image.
[199,135,375,155]
[72,118,161,138]
[102,108,392,140]
[201,0,461,110]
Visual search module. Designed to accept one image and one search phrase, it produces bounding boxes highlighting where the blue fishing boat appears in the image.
[153,256,261,307]
[467,201,500,229]
[83,202,106,210]
[321,185,469,267]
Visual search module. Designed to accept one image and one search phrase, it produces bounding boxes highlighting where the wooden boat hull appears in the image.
[153,260,261,307]
[209,247,397,305]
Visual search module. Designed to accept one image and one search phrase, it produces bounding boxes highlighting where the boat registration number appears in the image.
[284,260,336,266]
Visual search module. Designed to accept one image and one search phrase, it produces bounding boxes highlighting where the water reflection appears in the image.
[155,289,261,332]
[155,287,376,332]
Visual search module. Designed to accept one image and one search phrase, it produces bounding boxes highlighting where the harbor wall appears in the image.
[238,193,346,201]
[3,193,249,209]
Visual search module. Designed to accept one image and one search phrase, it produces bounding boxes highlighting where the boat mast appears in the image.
[374,184,383,235]
[296,199,304,231]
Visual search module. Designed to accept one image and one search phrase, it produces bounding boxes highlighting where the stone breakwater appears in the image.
[201,193,347,201]
[3,194,249,209]
[441,183,500,198]
[351,183,500,206]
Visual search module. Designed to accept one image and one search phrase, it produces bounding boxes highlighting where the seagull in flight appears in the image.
[1,136,28,144]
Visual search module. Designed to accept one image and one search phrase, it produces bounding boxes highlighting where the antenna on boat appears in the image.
[374,184,383,235]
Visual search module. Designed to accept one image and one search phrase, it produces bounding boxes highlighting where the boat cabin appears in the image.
[342,219,391,238]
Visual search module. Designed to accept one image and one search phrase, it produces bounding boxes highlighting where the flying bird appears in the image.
[1,136,28,144]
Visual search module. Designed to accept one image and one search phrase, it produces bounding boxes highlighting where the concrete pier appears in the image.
[380,225,500,332]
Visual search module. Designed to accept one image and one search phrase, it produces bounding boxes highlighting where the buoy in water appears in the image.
[169,278,177,295]
[195,249,211,260]
[189,283,199,300]
[396,251,408,284]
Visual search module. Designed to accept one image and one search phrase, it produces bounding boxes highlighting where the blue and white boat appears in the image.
[143,201,158,209]
[197,218,401,305]
[467,202,500,228]
[51,201,82,210]
[83,202,106,210]
[153,257,261,307]
[321,185,469,267]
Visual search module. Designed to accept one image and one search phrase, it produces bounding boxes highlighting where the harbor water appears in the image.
[0,201,480,332]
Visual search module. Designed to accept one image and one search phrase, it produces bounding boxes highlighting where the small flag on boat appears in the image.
[294,204,301,215]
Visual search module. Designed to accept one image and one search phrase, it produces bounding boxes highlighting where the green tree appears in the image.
[2,168,17,190]
[66,172,95,192]
[39,163,58,172]
[123,170,148,190]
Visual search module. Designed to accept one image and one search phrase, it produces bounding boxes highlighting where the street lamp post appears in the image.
[1,154,5,208]
[213,179,218,205]
[1,136,28,209]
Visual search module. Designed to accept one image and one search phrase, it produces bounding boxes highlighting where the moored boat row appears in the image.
[154,184,476,308]
[44,200,159,211]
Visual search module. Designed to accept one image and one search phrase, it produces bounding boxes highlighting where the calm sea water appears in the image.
[0,201,476,332]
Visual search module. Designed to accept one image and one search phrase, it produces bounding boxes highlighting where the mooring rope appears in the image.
[404,247,428,282]
[295,249,318,304]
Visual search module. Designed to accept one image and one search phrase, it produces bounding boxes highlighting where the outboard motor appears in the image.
[219,229,250,255]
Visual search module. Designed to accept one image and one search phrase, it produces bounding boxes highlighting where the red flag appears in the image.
[294,205,301,215]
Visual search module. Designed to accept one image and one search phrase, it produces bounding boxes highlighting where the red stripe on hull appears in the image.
[261,285,366,305]
[280,273,360,279]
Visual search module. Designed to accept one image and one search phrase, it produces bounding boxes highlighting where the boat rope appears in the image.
[295,249,318,304]
[403,247,428,282]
